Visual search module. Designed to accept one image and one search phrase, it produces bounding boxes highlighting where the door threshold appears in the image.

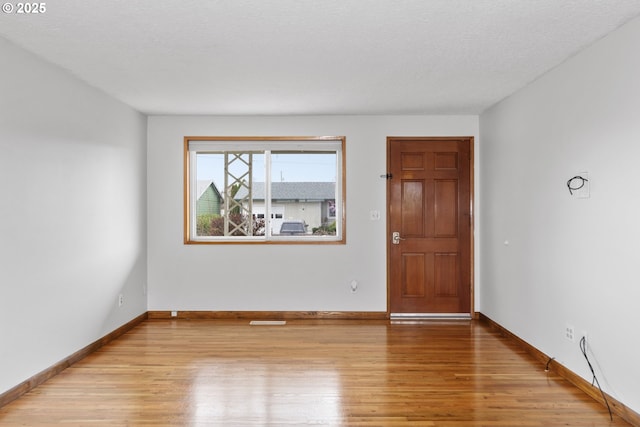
[390,313,472,321]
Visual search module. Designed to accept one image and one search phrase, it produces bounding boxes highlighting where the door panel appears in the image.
[434,180,458,237]
[388,137,473,315]
[434,152,458,170]
[402,253,426,297]
[401,181,425,236]
[434,253,458,297]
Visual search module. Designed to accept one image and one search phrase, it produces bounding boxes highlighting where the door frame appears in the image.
[386,136,475,318]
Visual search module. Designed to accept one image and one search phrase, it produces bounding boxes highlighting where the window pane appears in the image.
[195,152,265,237]
[270,152,337,236]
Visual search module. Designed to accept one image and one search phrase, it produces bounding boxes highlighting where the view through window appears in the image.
[184,137,345,243]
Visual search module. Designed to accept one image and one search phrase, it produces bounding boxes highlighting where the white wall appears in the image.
[480,16,640,414]
[148,116,479,311]
[0,37,148,395]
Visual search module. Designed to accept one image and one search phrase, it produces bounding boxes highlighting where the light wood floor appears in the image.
[0,319,631,426]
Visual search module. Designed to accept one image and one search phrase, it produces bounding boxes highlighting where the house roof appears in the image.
[234,182,335,201]
[196,180,222,199]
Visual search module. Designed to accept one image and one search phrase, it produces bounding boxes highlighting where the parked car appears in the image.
[279,220,307,235]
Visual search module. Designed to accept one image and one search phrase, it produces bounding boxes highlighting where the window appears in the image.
[184,136,345,244]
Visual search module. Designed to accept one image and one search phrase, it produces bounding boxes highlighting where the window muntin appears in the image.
[185,137,345,244]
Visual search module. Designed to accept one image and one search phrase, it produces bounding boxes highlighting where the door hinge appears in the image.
[380,173,393,179]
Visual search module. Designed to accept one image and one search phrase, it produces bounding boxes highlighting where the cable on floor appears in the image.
[545,356,555,372]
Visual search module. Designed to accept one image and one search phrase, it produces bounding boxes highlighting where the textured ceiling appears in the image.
[1,0,640,115]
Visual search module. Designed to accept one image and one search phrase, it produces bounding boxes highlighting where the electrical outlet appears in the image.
[565,324,575,342]
[171,311,178,317]
[350,280,358,293]
[118,294,124,307]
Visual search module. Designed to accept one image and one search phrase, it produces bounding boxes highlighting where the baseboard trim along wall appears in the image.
[478,313,640,427]
[0,312,148,409]
[147,310,389,320]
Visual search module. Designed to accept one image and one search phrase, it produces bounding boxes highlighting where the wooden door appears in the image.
[387,137,473,316]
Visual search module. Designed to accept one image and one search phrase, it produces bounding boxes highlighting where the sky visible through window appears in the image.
[197,152,337,191]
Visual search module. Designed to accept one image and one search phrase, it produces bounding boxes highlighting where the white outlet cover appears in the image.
[565,324,575,342]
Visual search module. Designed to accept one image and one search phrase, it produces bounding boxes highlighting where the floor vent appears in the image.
[249,320,287,326]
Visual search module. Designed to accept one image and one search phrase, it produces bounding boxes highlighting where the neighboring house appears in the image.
[196,180,223,216]
[235,182,336,233]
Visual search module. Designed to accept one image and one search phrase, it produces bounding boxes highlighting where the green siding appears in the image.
[196,186,221,216]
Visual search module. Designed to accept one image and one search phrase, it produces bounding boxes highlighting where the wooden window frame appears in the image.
[184,136,346,244]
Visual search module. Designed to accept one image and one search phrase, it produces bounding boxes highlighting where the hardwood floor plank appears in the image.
[0,320,632,426]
